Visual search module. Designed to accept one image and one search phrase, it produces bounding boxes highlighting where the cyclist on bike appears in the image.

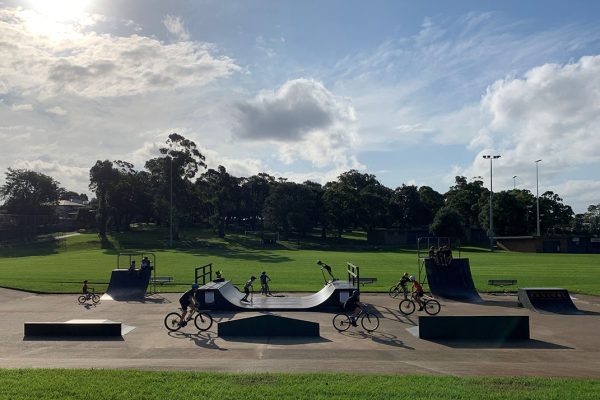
[179,283,200,326]
[399,272,410,298]
[343,290,365,326]
[409,275,425,311]
[82,280,89,296]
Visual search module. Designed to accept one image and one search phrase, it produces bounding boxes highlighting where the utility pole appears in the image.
[535,159,542,237]
[483,154,501,251]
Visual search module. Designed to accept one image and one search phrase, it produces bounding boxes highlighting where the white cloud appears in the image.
[11,104,33,111]
[0,7,238,99]
[162,15,189,41]
[232,79,362,171]
[45,106,67,116]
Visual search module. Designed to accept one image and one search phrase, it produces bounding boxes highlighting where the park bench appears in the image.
[151,276,174,285]
[358,277,378,286]
[488,279,517,293]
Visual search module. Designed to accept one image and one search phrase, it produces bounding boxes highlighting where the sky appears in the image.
[1,0,599,213]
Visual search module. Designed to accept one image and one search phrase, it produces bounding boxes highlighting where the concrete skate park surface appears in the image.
[1,287,599,377]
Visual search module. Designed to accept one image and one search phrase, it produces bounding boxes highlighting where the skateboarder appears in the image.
[178,283,200,326]
[241,276,256,303]
[260,271,272,296]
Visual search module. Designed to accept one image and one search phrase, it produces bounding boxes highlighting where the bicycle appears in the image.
[388,281,409,299]
[78,289,100,304]
[332,307,380,332]
[164,307,213,332]
[399,292,441,316]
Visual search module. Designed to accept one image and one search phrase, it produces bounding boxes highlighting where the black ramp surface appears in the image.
[218,315,320,337]
[102,269,151,301]
[518,288,583,315]
[198,280,354,311]
[424,258,482,302]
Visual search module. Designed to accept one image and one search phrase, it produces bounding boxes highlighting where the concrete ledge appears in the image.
[419,316,529,340]
[24,321,122,337]
[218,315,319,337]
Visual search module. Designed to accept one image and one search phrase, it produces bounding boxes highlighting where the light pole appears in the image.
[535,159,542,237]
[483,154,501,251]
[513,175,517,189]
[169,155,173,248]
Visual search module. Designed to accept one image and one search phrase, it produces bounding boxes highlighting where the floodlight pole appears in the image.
[169,155,173,248]
[483,154,501,251]
[513,175,517,190]
[535,159,542,237]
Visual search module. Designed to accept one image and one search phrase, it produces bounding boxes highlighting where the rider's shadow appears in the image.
[168,330,228,351]
[79,303,97,310]
[338,330,414,350]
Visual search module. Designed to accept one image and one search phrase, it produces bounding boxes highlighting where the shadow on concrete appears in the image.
[168,330,227,351]
[219,335,331,345]
[424,338,573,349]
[338,330,414,349]
[378,306,418,326]
[23,336,124,342]
[479,299,520,309]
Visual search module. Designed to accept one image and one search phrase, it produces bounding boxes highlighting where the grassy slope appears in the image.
[0,370,599,400]
[0,229,599,295]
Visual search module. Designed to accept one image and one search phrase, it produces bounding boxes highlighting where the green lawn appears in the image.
[0,229,599,295]
[0,370,598,400]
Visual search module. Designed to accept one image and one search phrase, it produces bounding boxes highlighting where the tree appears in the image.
[263,182,317,238]
[195,166,238,238]
[89,160,119,238]
[444,176,488,228]
[145,133,206,240]
[538,191,574,234]
[240,173,276,231]
[430,206,466,238]
[0,168,61,215]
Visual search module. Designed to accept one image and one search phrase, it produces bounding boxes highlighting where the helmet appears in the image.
[409,275,416,282]
[192,283,199,289]
[250,276,256,280]
[403,272,409,277]
[261,271,266,274]
[352,290,359,297]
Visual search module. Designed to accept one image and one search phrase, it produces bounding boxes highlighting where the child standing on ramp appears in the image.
[241,276,256,303]
[260,271,272,296]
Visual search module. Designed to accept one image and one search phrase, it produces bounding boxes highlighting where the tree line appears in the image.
[2,133,599,241]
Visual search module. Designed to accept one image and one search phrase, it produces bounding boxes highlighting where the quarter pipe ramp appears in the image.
[424,258,482,302]
[101,269,151,301]
[517,288,582,314]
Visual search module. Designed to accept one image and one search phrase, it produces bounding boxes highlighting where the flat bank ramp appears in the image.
[101,269,151,301]
[518,288,583,315]
[424,258,482,303]
[197,280,354,311]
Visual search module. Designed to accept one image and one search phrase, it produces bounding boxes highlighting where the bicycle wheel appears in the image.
[361,313,380,332]
[91,294,100,304]
[194,312,213,331]
[424,299,441,315]
[332,313,351,332]
[164,312,183,331]
[388,285,401,298]
[399,299,416,315]
[77,295,87,304]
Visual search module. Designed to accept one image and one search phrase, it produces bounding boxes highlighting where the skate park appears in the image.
[2,243,600,378]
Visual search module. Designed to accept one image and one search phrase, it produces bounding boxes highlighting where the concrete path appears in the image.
[1,288,599,377]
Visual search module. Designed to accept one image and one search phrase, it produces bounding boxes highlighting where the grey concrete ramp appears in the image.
[101,269,151,301]
[424,258,482,302]
[218,315,320,337]
[198,280,354,311]
[518,288,583,315]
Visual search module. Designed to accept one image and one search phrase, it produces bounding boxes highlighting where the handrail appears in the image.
[346,262,360,293]
[195,263,213,285]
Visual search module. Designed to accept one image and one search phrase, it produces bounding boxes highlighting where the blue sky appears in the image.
[1,0,599,212]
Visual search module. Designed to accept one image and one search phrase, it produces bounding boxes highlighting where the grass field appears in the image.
[0,370,599,400]
[0,228,599,295]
